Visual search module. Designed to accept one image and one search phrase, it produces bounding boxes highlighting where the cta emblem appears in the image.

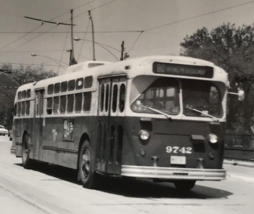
[166,146,192,154]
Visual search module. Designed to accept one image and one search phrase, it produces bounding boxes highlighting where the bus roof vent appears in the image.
[59,61,112,75]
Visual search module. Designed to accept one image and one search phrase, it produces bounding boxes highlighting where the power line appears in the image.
[144,0,254,31]
[0,30,142,34]
[78,21,90,61]
[74,0,117,19]
[128,31,143,53]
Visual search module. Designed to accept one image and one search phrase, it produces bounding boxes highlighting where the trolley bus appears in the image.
[11,56,244,191]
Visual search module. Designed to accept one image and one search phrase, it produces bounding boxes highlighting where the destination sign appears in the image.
[153,62,214,78]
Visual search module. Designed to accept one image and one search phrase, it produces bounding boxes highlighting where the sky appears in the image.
[0,0,254,75]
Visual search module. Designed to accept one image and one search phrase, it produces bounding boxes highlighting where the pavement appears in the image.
[224,159,254,168]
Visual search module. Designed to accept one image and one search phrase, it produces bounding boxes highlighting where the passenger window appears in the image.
[47,98,53,114]
[48,84,53,94]
[61,81,67,92]
[14,103,17,116]
[22,102,25,115]
[60,96,66,113]
[67,94,74,112]
[76,78,83,89]
[27,89,31,98]
[75,93,82,112]
[26,101,30,115]
[18,92,22,100]
[54,83,60,93]
[119,84,125,112]
[84,92,91,111]
[84,76,93,88]
[100,84,104,112]
[105,84,109,112]
[68,80,75,91]
[17,102,21,115]
[53,97,60,114]
[22,90,26,99]
[112,84,118,112]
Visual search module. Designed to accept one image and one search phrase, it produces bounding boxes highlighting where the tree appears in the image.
[180,23,254,133]
[0,64,56,129]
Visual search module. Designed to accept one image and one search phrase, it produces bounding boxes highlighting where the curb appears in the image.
[223,159,254,168]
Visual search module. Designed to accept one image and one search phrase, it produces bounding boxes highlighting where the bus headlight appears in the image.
[139,130,150,141]
[209,134,218,144]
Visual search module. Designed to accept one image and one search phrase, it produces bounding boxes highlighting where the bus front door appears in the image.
[33,89,44,160]
[97,76,126,174]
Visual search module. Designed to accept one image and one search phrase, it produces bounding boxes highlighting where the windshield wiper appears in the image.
[185,106,219,122]
[139,105,172,120]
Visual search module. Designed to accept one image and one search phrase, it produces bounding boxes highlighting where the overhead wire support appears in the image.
[24,16,75,26]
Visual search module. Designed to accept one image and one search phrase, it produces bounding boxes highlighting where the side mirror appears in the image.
[228,89,245,101]
[238,90,245,101]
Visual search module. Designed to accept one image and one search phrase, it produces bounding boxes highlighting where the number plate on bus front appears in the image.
[170,156,186,165]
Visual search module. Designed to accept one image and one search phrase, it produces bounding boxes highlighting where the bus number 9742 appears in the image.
[166,146,193,154]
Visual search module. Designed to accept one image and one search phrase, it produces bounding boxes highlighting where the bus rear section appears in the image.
[120,74,226,190]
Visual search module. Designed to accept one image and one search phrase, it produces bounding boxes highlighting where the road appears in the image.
[0,135,254,214]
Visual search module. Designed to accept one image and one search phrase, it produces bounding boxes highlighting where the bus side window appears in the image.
[22,101,25,115]
[75,93,82,112]
[53,96,60,114]
[105,84,109,112]
[84,92,91,111]
[60,96,66,113]
[100,84,105,112]
[26,101,30,115]
[14,103,17,116]
[47,98,53,114]
[76,78,83,90]
[48,84,53,94]
[27,89,31,98]
[119,84,125,112]
[68,80,75,91]
[112,84,118,112]
[61,81,67,92]
[18,92,22,100]
[17,102,21,116]
[54,83,60,93]
[84,76,93,88]
[67,94,74,112]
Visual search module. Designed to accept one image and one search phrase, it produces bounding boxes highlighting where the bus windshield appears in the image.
[131,77,180,115]
[131,77,224,118]
[182,79,223,118]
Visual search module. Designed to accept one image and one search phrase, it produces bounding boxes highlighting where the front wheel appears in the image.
[22,134,33,169]
[174,180,196,191]
[78,140,99,189]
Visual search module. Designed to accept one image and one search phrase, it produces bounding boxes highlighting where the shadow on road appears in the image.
[15,162,232,199]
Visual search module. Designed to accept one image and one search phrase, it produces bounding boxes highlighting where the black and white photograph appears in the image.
[0,0,254,213]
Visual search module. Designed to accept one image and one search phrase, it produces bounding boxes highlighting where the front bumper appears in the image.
[121,165,226,181]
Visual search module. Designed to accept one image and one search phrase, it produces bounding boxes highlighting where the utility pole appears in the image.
[70,9,77,65]
[88,10,96,61]
[120,41,129,61]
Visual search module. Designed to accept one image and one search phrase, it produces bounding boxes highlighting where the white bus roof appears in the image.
[28,55,228,90]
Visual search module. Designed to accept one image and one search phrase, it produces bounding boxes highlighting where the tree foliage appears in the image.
[0,64,56,129]
[180,23,254,133]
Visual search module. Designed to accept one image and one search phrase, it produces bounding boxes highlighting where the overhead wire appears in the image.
[128,31,143,53]
[144,0,254,31]
[78,20,90,61]
[57,26,70,74]
[74,0,117,19]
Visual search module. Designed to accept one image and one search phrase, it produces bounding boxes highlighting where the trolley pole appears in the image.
[88,10,96,61]
[120,41,124,61]
[70,9,77,65]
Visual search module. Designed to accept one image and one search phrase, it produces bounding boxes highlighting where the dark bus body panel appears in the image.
[121,117,225,170]
[14,115,225,176]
